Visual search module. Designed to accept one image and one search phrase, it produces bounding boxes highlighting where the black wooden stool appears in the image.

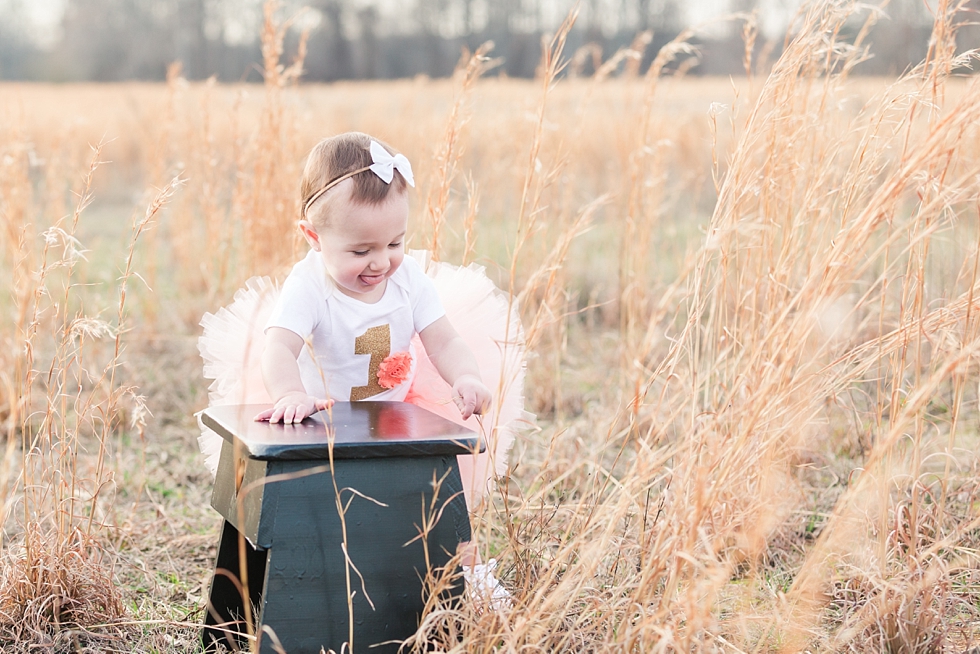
[200,401,479,654]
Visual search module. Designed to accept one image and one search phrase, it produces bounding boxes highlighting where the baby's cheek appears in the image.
[342,261,363,278]
[389,252,404,272]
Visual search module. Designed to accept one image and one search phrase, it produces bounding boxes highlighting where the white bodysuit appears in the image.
[265,250,445,402]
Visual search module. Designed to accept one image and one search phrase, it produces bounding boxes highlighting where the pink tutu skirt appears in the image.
[198,251,533,508]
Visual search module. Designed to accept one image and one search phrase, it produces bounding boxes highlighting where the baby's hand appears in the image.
[254,393,333,424]
[453,375,492,420]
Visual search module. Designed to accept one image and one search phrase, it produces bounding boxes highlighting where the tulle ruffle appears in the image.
[404,251,532,507]
[197,277,278,476]
[197,251,533,506]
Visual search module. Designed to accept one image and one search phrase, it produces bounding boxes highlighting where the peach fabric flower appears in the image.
[377,351,412,389]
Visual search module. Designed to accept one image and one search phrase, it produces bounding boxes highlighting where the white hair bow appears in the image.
[369,140,415,187]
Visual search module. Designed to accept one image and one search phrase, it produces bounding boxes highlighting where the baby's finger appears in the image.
[314,398,334,412]
[254,407,275,422]
[284,406,298,424]
[270,406,287,423]
[460,395,477,420]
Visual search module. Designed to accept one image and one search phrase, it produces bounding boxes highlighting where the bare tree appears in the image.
[57,0,174,80]
[305,0,353,80]
[176,0,208,78]
[487,0,520,34]
[356,5,379,78]
[416,0,451,75]
[0,0,964,81]
[0,0,39,79]
[460,0,476,34]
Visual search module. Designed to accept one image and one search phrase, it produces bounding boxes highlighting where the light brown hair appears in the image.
[301,132,408,227]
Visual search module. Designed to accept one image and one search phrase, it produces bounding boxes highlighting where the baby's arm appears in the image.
[254,327,333,423]
[419,316,492,420]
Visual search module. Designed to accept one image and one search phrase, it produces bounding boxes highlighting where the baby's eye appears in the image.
[352,250,369,256]
[389,242,402,249]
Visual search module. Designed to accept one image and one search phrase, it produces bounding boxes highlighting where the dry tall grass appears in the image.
[1,0,980,651]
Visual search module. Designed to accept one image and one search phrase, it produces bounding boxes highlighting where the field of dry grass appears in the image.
[2,1,980,652]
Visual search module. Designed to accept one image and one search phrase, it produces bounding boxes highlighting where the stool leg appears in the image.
[203,520,268,651]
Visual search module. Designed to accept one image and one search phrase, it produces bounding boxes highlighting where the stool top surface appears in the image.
[201,402,481,460]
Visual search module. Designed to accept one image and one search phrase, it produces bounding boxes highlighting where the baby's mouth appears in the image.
[359,272,386,285]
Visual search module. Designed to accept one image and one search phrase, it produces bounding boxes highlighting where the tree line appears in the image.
[0,0,972,82]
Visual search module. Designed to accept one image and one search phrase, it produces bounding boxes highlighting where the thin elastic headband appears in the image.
[302,141,416,218]
[302,165,371,217]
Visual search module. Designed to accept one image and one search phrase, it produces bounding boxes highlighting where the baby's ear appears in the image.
[298,220,321,250]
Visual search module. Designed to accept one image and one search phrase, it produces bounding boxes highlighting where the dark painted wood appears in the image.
[203,521,267,651]
[202,402,476,654]
[210,440,277,547]
[201,401,482,460]
[255,455,469,653]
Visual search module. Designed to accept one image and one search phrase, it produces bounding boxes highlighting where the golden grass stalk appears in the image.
[424,42,499,261]
[0,135,183,643]
[242,0,309,276]
[410,2,980,652]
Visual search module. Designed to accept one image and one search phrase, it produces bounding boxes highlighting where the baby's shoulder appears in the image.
[391,253,429,290]
[281,250,334,299]
[398,252,425,274]
[287,249,322,276]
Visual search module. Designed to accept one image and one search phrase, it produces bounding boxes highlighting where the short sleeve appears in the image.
[265,263,324,340]
[403,257,445,332]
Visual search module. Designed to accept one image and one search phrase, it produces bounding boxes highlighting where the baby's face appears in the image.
[308,181,409,303]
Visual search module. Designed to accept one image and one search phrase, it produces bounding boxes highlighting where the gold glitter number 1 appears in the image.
[350,324,391,401]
